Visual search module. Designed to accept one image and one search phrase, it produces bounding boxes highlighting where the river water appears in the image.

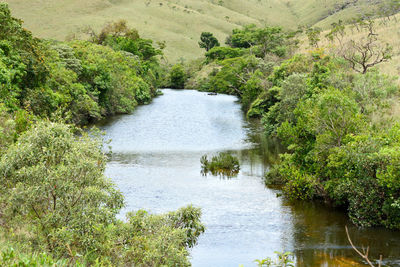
[100,89,400,267]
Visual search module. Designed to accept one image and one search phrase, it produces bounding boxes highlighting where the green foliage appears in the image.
[0,3,48,92]
[0,4,207,266]
[226,24,259,48]
[206,56,272,99]
[0,247,70,267]
[192,22,400,229]
[323,128,400,228]
[247,87,279,118]
[226,24,290,58]
[0,5,160,125]
[253,251,294,267]
[71,41,153,117]
[0,121,205,265]
[351,70,398,115]
[262,51,400,229]
[0,104,16,154]
[90,20,162,62]
[0,121,124,260]
[241,70,266,110]
[201,152,240,177]
[194,24,296,114]
[325,20,345,43]
[169,63,186,89]
[306,27,322,47]
[205,46,244,62]
[115,206,205,266]
[199,32,220,51]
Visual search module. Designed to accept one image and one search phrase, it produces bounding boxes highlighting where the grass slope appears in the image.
[299,12,400,80]
[2,0,387,61]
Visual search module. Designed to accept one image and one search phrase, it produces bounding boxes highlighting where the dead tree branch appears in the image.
[345,225,382,267]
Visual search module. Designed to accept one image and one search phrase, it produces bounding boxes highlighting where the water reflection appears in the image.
[285,200,400,266]
[100,89,400,267]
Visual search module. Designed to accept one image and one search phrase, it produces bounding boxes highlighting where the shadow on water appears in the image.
[99,89,400,267]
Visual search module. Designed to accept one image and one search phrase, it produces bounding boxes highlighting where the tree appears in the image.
[205,46,244,61]
[0,121,124,258]
[0,3,48,95]
[0,104,16,153]
[198,32,220,51]
[340,19,392,74]
[169,63,186,88]
[96,20,139,45]
[225,25,291,58]
[325,20,345,46]
[0,121,206,264]
[253,26,287,58]
[306,27,322,48]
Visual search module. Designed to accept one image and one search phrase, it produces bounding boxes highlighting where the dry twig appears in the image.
[345,225,382,267]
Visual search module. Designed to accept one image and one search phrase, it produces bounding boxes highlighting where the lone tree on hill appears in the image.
[199,32,220,51]
[339,19,392,74]
[306,27,322,48]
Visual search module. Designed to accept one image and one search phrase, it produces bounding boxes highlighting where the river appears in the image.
[100,89,400,267]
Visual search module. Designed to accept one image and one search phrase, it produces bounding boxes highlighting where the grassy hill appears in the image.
[2,0,389,61]
[297,12,400,82]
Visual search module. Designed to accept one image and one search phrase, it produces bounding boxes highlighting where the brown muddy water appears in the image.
[99,89,400,267]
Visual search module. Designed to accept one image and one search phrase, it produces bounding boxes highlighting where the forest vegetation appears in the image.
[183,10,400,230]
[1,0,400,265]
[0,3,204,265]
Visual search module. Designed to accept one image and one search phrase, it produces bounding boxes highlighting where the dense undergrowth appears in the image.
[182,18,400,229]
[0,3,204,266]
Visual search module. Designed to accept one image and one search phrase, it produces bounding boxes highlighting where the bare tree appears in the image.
[340,20,392,74]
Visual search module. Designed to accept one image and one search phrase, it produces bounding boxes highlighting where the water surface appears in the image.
[100,89,400,267]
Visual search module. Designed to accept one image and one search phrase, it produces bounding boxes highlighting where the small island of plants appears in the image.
[201,152,240,177]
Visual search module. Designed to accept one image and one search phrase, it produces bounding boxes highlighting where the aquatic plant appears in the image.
[200,152,240,177]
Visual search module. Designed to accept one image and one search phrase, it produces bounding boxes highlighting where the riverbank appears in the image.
[177,22,400,231]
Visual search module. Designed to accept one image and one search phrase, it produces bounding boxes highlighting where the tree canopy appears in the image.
[198,32,220,51]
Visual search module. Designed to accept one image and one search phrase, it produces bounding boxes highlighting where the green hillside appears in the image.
[2,0,387,61]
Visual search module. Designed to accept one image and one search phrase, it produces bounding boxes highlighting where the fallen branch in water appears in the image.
[345,225,383,267]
